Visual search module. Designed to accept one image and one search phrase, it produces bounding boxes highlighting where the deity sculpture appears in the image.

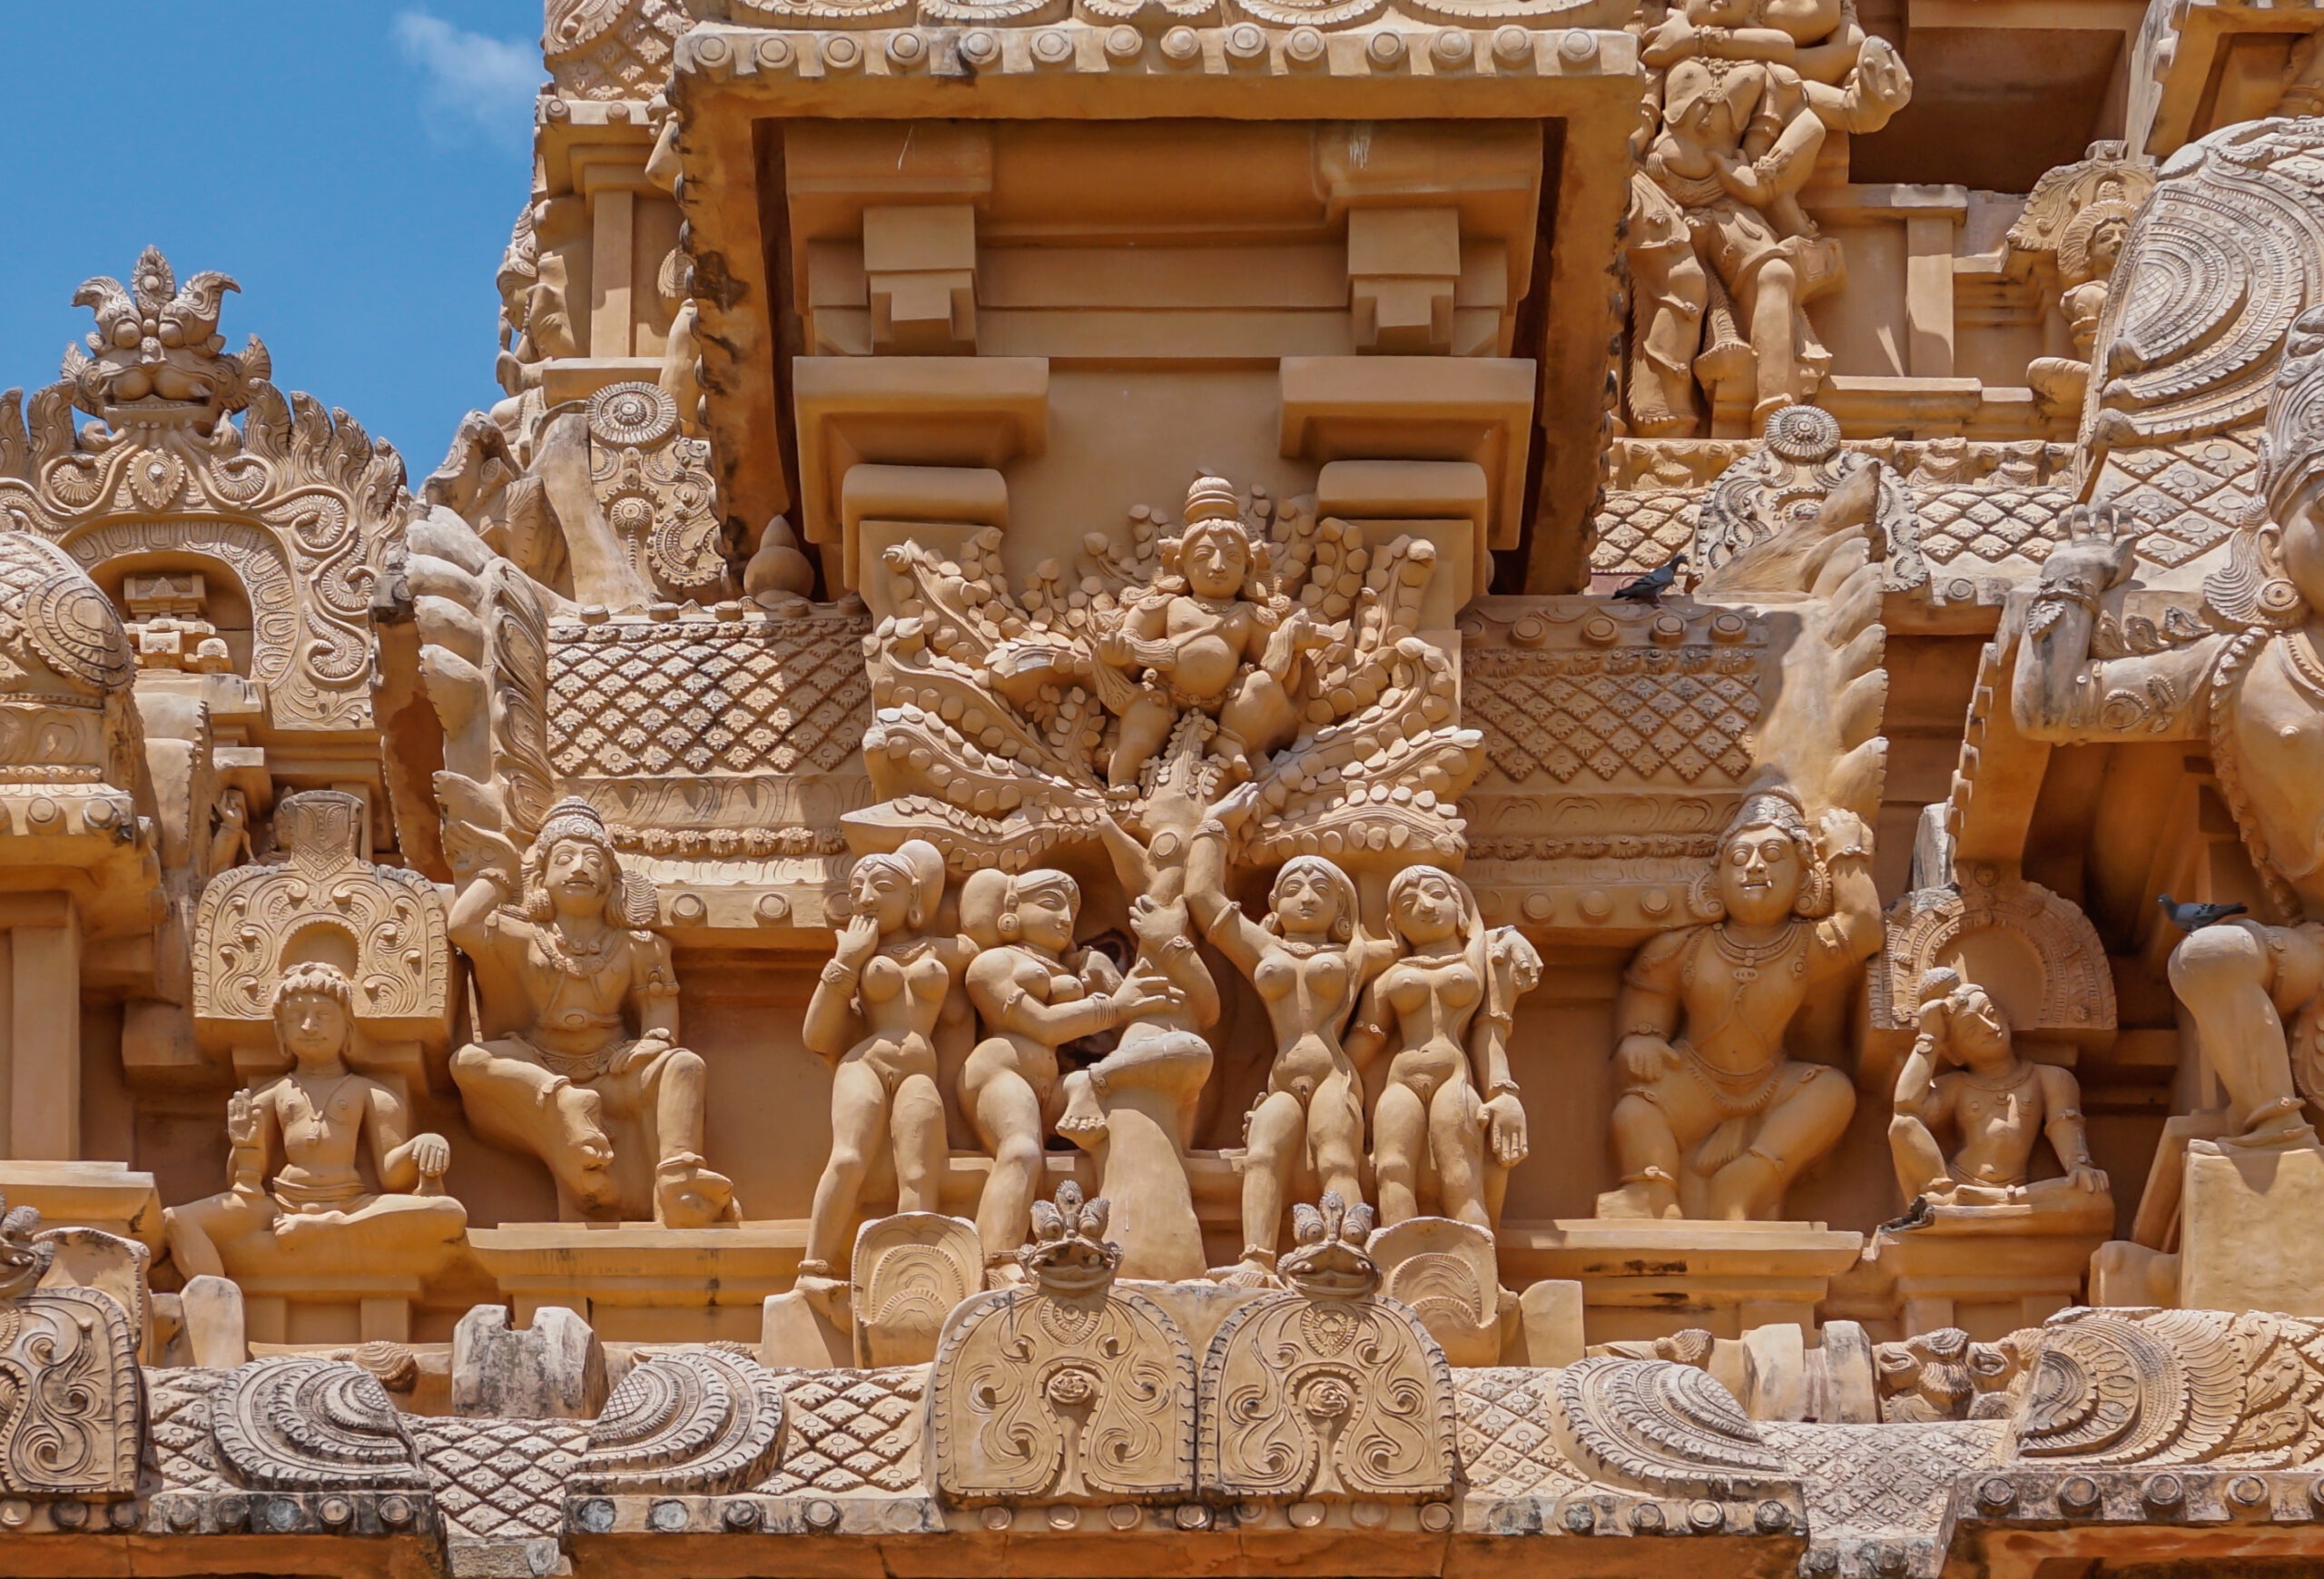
[448,799,737,1227]
[163,964,467,1282]
[2011,311,2324,1150]
[1626,0,1913,431]
[1887,968,2109,1215]
[1091,475,1327,786]
[2025,198,2136,423]
[1191,786,1389,1284]
[799,842,976,1296]
[1345,865,1541,1229]
[1598,786,1880,1220]
[956,864,1176,1278]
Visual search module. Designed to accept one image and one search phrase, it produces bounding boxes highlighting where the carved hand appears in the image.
[2034,506,2136,611]
[1482,1091,1530,1167]
[409,1132,452,1179]
[834,912,882,969]
[1129,893,1185,951]
[1110,974,1183,1023]
[1210,782,1262,832]
[1816,806,1873,861]
[1616,1034,1679,1084]
[225,1088,261,1150]
[1096,628,1135,666]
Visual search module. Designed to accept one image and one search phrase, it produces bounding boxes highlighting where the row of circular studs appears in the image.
[138,1491,425,1534]
[1972,1470,2324,1520]
[687,23,1607,75]
[1558,1496,1794,1535]
[576,1495,1458,1534]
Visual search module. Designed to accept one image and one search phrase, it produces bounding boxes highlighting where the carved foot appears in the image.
[793,1259,849,1327]
[654,1153,739,1228]
[1207,1251,1281,1289]
[1056,1070,1108,1143]
[2198,1097,2320,1156]
[1593,1169,1681,1220]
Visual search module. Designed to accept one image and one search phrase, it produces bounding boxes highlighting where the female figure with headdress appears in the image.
[449,798,736,1227]
[1346,865,1542,1229]
[1190,785,1391,1285]
[1598,786,1878,1221]
[957,867,1179,1278]
[800,841,976,1293]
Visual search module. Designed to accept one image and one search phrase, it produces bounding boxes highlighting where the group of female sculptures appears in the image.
[797,781,1545,1295]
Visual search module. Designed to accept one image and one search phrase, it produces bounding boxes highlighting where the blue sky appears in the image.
[0,3,546,477]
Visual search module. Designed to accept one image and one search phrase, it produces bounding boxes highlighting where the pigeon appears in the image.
[1612,553,1686,605]
[1879,1195,1934,1234]
[2158,893,2248,932]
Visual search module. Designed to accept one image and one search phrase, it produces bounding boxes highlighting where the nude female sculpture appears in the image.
[165,962,466,1281]
[1190,785,1389,1284]
[800,840,976,1297]
[1346,864,1541,1229]
[448,798,735,1228]
[956,865,1175,1278]
[1598,787,1880,1221]
[1888,967,2109,1217]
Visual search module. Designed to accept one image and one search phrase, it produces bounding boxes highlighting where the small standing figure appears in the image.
[957,866,1177,1278]
[1092,475,1324,787]
[1347,865,1542,1229]
[1599,787,1879,1221]
[1887,968,2110,1213]
[1190,785,1390,1285]
[801,841,977,1298]
[164,963,467,1281]
[448,798,736,1228]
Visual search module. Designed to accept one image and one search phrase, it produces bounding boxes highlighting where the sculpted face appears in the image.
[546,837,615,919]
[1950,987,2014,1068]
[1718,822,1802,926]
[1393,873,1462,946]
[1183,523,1251,600]
[1273,864,1344,939]
[1010,882,1078,954]
[2278,490,2324,610]
[276,990,350,1067]
[852,859,917,933]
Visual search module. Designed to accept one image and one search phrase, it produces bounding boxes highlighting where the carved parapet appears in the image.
[0,1216,143,1526]
[584,383,731,605]
[1696,409,1925,592]
[191,789,452,1066]
[1198,1197,1458,1505]
[569,1348,788,1506]
[545,0,692,102]
[931,1188,1197,1505]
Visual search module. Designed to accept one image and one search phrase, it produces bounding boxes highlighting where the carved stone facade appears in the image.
[24,0,2324,1574]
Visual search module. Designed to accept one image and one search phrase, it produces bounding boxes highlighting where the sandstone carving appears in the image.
[1626,3,1913,434]
[448,798,736,1225]
[1199,1192,1457,1501]
[0,1199,142,1499]
[931,1181,1196,1504]
[1693,407,1925,589]
[572,1347,787,1496]
[213,1356,428,1489]
[1886,968,2110,1219]
[162,962,467,1284]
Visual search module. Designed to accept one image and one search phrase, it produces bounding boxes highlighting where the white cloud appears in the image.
[393,12,538,150]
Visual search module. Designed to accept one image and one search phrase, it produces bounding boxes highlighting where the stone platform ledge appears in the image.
[0,1160,160,1248]
[1498,1219,1866,1341]
[468,1222,806,1341]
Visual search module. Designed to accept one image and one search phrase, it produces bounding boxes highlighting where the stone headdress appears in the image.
[1689,783,1832,920]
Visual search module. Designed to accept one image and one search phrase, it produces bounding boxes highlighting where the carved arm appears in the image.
[2010,508,2213,744]
[365,1083,450,1196]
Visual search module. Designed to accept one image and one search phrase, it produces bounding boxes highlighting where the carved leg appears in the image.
[968,1059,1045,1268]
[1887,1111,1950,1207]
[1219,671,1297,773]
[1629,245,1709,438]
[451,1041,617,1214]
[1373,1080,1428,1227]
[805,1061,891,1272]
[1310,1072,1367,1210]
[891,1070,949,1216]
[641,1047,737,1227]
[163,1190,275,1283]
[1705,1063,1855,1220]
[1430,1079,1491,1230]
[1746,259,1802,425]
[1107,696,1177,788]
[1600,1091,1683,1219]
[2169,920,2319,1146]
[1221,1089,1305,1284]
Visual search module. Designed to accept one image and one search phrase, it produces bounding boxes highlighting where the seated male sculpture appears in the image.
[448,798,737,1226]
[1887,967,2109,1217]
[164,962,467,1280]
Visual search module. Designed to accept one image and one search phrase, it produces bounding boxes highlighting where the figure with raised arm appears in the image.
[165,963,467,1282]
[448,798,736,1228]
